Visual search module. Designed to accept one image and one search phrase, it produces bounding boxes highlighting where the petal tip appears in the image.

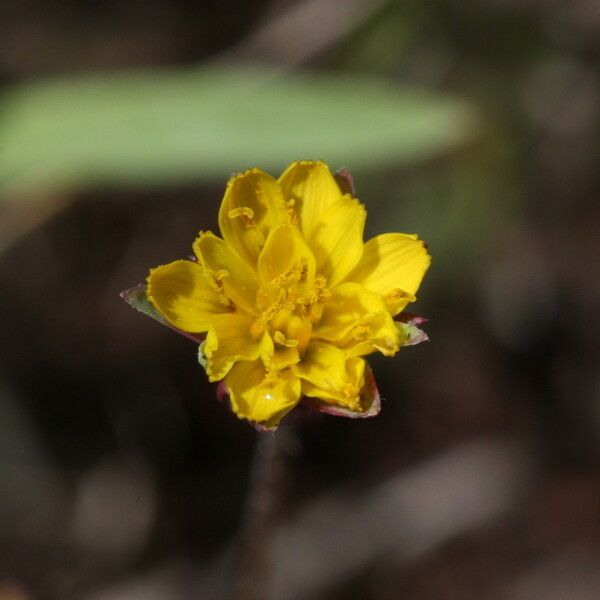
[226,167,271,187]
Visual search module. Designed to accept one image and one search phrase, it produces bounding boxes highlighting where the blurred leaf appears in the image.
[0,66,474,198]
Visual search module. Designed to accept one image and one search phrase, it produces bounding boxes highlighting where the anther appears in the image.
[385,288,415,303]
[285,198,298,225]
[206,269,235,311]
[228,206,255,228]
[351,325,371,340]
[273,331,299,348]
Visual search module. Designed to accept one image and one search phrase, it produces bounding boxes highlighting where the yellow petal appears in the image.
[344,311,400,357]
[315,282,381,340]
[260,331,301,371]
[225,361,301,427]
[204,313,261,381]
[293,342,365,410]
[347,233,431,314]
[307,363,381,418]
[147,260,225,332]
[307,195,366,287]
[278,160,342,240]
[257,224,316,287]
[193,231,258,315]
[313,282,399,356]
[218,169,286,268]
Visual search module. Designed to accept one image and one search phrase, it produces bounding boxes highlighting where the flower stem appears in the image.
[230,420,294,600]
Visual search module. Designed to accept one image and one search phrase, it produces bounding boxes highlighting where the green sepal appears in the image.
[396,320,429,347]
[197,340,208,370]
[120,283,204,343]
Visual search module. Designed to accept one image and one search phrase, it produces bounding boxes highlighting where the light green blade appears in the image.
[0,66,474,198]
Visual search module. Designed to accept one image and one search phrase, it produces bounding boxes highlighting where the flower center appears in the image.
[251,267,330,357]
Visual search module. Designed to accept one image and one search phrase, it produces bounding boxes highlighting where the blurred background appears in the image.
[0,0,599,598]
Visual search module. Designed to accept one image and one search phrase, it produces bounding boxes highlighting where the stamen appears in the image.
[296,274,330,322]
[298,263,309,283]
[250,320,265,338]
[271,261,308,288]
[273,331,299,348]
[228,206,255,228]
[285,198,298,225]
[252,299,294,338]
[385,288,416,304]
[351,325,371,341]
[206,268,235,311]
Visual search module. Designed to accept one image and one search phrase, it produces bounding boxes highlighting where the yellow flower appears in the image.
[145,161,430,429]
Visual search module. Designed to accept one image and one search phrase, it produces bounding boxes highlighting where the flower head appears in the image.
[142,161,430,429]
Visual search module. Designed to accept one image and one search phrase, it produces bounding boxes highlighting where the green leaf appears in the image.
[0,66,474,198]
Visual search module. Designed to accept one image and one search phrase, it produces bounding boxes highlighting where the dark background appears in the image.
[0,1,599,598]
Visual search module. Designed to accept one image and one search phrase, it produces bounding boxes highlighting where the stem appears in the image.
[230,420,294,600]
